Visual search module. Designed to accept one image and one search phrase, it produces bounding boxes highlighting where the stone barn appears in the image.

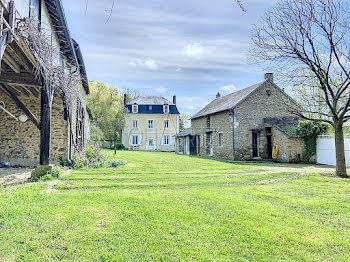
[0,0,90,166]
[175,73,305,162]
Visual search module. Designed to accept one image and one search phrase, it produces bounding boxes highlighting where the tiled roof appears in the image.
[191,81,265,119]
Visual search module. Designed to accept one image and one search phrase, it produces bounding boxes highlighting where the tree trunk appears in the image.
[334,121,348,178]
[40,88,52,165]
[114,135,117,155]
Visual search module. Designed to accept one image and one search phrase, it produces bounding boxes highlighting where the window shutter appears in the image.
[129,136,133,145]
[169,136,173,145]
[138,135,142,145]
[161,136,165,146]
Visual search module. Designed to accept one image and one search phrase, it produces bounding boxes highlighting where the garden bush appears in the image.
[30,165,62,182]
[39,174,55,182]
[104,159,126,168]
[72,142,126,169]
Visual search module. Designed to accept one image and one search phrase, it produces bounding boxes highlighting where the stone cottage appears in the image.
[0,0,90,166]
[175,73,305,162]
[122,96,180,151]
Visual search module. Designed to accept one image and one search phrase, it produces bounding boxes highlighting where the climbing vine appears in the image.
[297,121,328,163]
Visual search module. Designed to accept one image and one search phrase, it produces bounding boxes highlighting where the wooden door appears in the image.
[266,127,272,159]
[252,132,259,158]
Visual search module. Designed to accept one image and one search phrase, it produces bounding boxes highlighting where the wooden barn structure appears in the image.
[0,0,90,166]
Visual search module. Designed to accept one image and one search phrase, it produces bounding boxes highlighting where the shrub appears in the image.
[40,174,55,181]
[48,166,61,179]
[297,121,328,163]
[30,165,62,182]
[115,143,128,150]
[30,165,52,182]
[104,159,126,168]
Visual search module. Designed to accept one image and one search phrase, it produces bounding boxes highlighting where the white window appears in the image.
[132,104,138,113]
[164,120,170,129]
[148,120,154,129]
[132,120,138,129]
[219,133,223,146]
[164,135,170,145]
[163,105,169,114]
[149,105,153,110]
[132,135,139,145]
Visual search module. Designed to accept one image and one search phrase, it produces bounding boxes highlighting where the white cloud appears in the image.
[219,84,237,94]
[128,58,159,70]
[176,67,182,72]
[155,87,167,93]
[183,42,204,59]
[144,59,159,70]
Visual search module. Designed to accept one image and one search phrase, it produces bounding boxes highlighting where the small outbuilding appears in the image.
[175,73,305,162]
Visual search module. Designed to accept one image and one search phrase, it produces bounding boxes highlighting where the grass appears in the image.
[0,151,350,261]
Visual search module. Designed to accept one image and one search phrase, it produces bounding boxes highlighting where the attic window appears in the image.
[132,104,138,113]
[266,89,271,96]
[164,105,169,114]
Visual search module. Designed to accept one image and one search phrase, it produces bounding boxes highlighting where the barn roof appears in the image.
[191,81,265,119]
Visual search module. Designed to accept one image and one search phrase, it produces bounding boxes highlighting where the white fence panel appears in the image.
[317,135,350,166]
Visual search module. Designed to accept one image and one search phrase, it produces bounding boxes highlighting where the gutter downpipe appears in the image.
[230,109,235,159]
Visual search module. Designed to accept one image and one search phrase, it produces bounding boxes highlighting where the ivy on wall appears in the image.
[297,121,328,163]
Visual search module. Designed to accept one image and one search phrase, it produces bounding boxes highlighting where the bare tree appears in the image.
[251,0,350,178]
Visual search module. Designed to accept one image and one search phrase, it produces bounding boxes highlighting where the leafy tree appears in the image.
[251,0,350,178]
[180,112,191,130]
[87,81,125,154]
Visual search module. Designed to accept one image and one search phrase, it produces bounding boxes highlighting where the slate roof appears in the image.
[127,96,174,105]
[264,117,301,138]
[125,96,179,114]
[191,81,265,119]
[175,128,193,137]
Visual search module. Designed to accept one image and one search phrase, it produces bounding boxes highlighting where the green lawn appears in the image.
[1,151,350,261]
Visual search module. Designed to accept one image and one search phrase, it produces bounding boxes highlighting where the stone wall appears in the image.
[191,110,234,160]
[0,90,69,165]
[190,80,305,162]
[68,82,90,158]
[233,81,301,160]
[0,82,90,165]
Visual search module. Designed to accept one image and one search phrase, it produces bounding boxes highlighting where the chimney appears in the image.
[123,94,127,106]
[173,95,177,105]
[265,73,274,82]
[216,92,221,98]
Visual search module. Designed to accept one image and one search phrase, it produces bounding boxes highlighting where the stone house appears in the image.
[175,73,305,162]
[0,0,90,166]
[122,96,180,151]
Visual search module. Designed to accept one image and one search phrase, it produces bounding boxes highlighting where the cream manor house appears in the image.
[122,96,180,151]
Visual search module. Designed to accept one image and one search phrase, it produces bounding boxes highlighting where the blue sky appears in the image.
[62,0,277,116]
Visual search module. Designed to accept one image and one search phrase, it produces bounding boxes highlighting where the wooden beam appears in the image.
[0,83,40,129]
[0,72,42,87]
[3,52,20,73]
[7,1,14,43]
[40,85,52,165]
[0,82,20,96]
[6,44,34,72]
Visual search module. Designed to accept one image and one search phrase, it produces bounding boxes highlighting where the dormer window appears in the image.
[132,104,138,113]
[163,104,169,114]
